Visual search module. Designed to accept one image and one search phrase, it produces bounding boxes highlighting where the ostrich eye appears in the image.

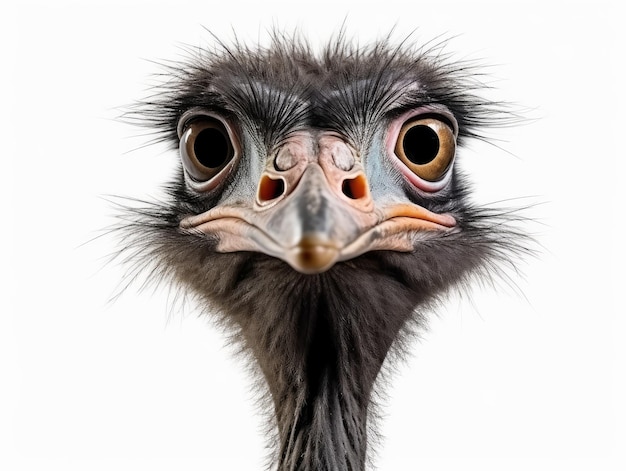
[394,117,456,182]
[179,117,235,183]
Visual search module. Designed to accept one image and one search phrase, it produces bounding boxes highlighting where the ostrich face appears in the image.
[132,36,506,279]
[120,33,526,470]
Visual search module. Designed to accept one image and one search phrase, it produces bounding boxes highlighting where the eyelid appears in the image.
[177,108,233,138]
[390,105,459,136]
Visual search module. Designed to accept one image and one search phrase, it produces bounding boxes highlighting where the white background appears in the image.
[2,1,624,470]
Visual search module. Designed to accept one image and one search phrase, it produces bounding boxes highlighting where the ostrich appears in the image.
[117,31,528,470]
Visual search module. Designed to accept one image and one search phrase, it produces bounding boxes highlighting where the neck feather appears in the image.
[238,274,416,471]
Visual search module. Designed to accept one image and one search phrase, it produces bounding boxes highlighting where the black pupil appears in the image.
[194,127,230,168]
[402,125,440,165]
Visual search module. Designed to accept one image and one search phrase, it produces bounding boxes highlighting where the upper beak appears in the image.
[260,164,375,273]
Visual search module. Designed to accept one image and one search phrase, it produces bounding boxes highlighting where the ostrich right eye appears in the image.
[179,117,236,184]
[394,117,456,183]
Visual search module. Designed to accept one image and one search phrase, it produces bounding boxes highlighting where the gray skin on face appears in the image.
[119,33,529,471]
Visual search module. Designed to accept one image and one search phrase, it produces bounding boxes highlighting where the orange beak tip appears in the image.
[288,239,340,274]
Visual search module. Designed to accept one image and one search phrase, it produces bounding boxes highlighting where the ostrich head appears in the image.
[117,31,527,470]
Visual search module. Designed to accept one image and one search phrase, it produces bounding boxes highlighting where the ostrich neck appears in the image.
[240,286,410,471]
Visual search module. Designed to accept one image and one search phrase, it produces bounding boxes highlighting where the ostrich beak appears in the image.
[258,163,373,273]
[181,140,456,274]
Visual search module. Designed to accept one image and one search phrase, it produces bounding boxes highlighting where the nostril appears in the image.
[258,175,286,203]
[341,174,368,200]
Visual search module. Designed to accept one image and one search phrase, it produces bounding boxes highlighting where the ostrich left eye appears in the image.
[394,117,456,182]
[179,116,236,184]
